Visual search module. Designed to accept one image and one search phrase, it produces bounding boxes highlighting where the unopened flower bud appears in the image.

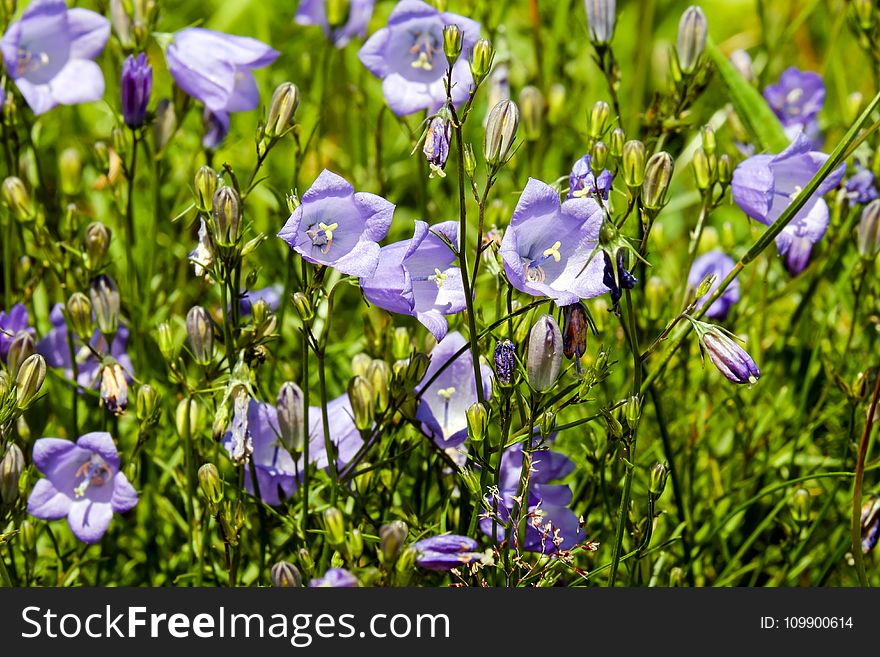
[121,52,152,128]
[463,142,477,179]
[20,519,36,555]
[2,177,33,222]
[622,140,646,188]
[642,151,674,210]
[443,24,462,64]
[15,353,46,409]
[853,0,875,31]
[212,185,242,246]
[857,199,880,259]
[701,125,716,155]
[352,353,372,377]
[84,221,112,270]
[323,507,346,547]
[271,560,302,587]
[539,409,556,438]
[588,100,611,140]
[379,520,408,565]
[717,154,732,186]
[6,331,34,379]
[194,165,217,213]
[59,147,83,195]
[366,359,391,413]
[276,381,305,453]
[156,321,176,361]
[348,375,375,431]
[527,314,563,393]
[0,443,24,504]
[649,463,669,497]
[404,352,430,387]
[292,292,314,322]
[547,83,566,124]
[791,487,811,525]
[392,326,411,360]
[591,140,609,172]
[466,402,489,442]
[484,99,519,167]
[470,38,494,84]
[64,294,92,344]
[693,321,760,385]
[609,127,625,158]
[676,6,708,75]
[136,384,160,423]
[326,0,350,28]
[349,528,364,559]
[493,339,516,386]
[692,146,713,191]
[186,306,214,366]
[584,0,616,46]
[625,394,641,428]
[198,463,223,505]
[89,274,120,336]
[265,82,300,139]
[519,86,544,142]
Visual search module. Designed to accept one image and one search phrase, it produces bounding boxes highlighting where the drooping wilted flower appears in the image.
[763,67,825,146]
[120,52,152,127]
[480,440,581,554]
[602,250,637,310]
[310,568,359,587]
[499,178,608,306]
[277,169,395,278]
[1,0,110,115]
[358,0,481,116]
[691,320,760,385]
[165,27,279,117]
[687,249,740,320]
[360,220,465,341]
[561,301,590,366]
[99,362,129,415]
[189,218,214,278]
[422,110,452,177]
[568,153,613,201]
[414,331,493,448]
[0,303,34,363]
[296,0,375,48]
[731,133,846,276]
[413,534,489,570]
[27,432,138,544]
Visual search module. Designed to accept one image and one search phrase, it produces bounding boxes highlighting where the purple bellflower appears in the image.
[414,331,493,449]
[480,440,581,554]
[358,0,481,116]
[37,303,133,389]
[695,324,761,385]
[568,154,613,201]
[845,167,878,207]
[500,178,609,306]
[731,133,846,276]
[278,169,394,278]
[27,432,138,544]
[687,249,740,320]
[0,303,35,362]
[121,52,151,127]
[360,220,465,341]
[240,284,284,315]
[295,0,375,48]
[222,394,363,506]
[413,534,488,570]
[763,67,824,147]
[310,568,359,587]
[1,0,110,115]
[166,27,279,133]
[202,109,230,150]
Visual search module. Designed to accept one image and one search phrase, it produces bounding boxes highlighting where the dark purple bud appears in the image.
[423,110,452,178]
[121,53,152,128]
[602,250,637,310]
[493,339,516,386]
[562,302,589,367]
[698,325,760,385]
[412,534,488,571]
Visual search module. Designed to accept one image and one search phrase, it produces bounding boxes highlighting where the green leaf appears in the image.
[706,38,790,153]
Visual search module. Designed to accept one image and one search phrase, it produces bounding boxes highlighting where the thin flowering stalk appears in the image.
[641,87,880,396]
[851,372,880,586]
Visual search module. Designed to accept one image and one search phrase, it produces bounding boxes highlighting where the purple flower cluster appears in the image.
[413,534,487,570]
[296,0,375,48]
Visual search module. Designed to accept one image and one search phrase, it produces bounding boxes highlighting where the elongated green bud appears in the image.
[791,487,811,524]
[89,274,120,336]
[692,146,713,191]
[271,561,303,587]
[484,99,519,167]
[0,443,24,504]
[59,147,83,196]
[527,314,563,393]
[212,185,242,246]
[2,177,33,222]
[379,520,408,565]
[276,381,305,453]
[466,402,489,442]
[470,38,494,84]
[198,463,223,505]
[6,331,34,379]
[463,143,476,179]
[15,353,46,409]
[265,82,300,139]
[136,384,160,423]
[194,165,217,213]
[717,154,732,186]
[443,24,462,65]
[323,507,346,547]
[676,6,707,75]
[84,222,112,271]
[156,321,176,361]
[326,0,350,28]
[519,86,544,142]
[186,305,214,366]
[292,292,314,322]
[649,463,668,497]
[65,292,93,342]
[642,151,674,210]
[625,394,641,428]
[348,375,375,431]
[609,127,625,158]
[366,359,391,413]
[857,199,880,259]
[588,100,611,140]
[622,140,646,188]
[591,141,609,171]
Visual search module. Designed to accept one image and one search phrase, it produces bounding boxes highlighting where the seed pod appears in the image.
[622,140,647,188]
[89,274,120,336]
[642,151,674,210]
[276,381,305,453]
[519,86,544,142]
[676,6,708,75]
[15,353,46,409]
[186,306,214,366]
[194,165,218,213]
[0,444,24,504]
[584,0,616,46]
[271,561,303,587]
[265,82,300,139]
[442,24,462,64]
[484,99,519,167]
[198,463,223,505]
[470,38,494,84]
[527,314,563,393]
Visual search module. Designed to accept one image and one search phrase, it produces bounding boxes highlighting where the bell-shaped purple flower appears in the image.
[165,27,279,116]
[358,0,481,116]
[500,178,609,306]
[692,321,760,385]
[414,332,493,448]
[278,169,395,278]
[1,0,110,115]
[295,0,375,48]
[568,154,613,201]
[480,440,580,554]
[360,220,465,341]
[221,394,363,506]
[121,52,151,127]
[37,303,133,389]
[27,432,138,544]
[731,133,846,276]
[845,167,878,207]
[0,303,35,362]
[310,568,359,587]
[763,67,824,146]
[413,534,487,570]
[687,249,740,320]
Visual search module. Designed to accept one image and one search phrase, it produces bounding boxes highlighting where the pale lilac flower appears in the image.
[240,284,284,315]
[295,0,375,48]
[500,177,609,305]
[845,167,878,207]
[480,441,580,554]
[731,133,846,275]
[120,52,151,127]
[763,67,824,147]
[1,0,110,115]
[358,0,481,116]
[413,534,487,570]
[202,109,230,150]
[165,27,279,115]
[360,220,465,341]
[37,303,133,388]
[277,169,394,278]
[27,432,138,544]
[222,394,363,506]
[687,250,740,320]
[0,303,34,362]
[568,154,612,201]
[310,568,359,587]
[696,324,760,385]
[414,331,493,448]
[423,111,452,177]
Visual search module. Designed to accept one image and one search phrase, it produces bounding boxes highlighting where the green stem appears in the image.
[851,370,880,585]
